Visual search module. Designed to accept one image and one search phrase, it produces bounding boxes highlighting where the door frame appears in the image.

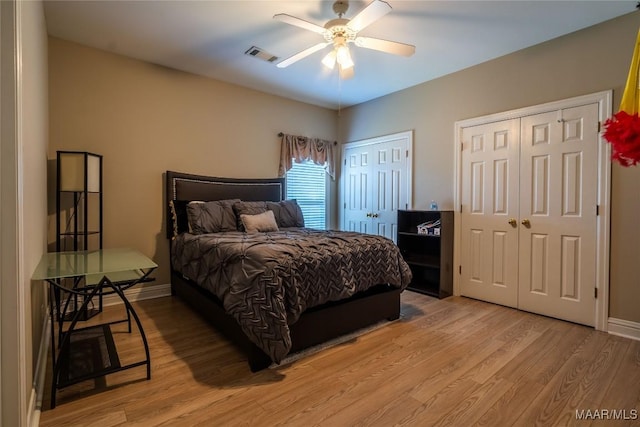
[1,0,29,424]
[453,91,612,331]
[340,130,414,230]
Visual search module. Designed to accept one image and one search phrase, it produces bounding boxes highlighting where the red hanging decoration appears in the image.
[603,111,640,167]
[604,26,640,167]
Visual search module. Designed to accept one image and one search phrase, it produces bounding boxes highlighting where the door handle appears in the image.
[521,219,531,227]
[366,213,372,218]
[372,213,379,218]
[508,218,517,227]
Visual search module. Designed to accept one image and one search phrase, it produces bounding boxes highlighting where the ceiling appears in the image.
[44,1,636,109]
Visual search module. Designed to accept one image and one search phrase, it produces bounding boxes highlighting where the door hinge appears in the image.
[460,204,463,213]
[597,121,601,132]
[344,202,346,209]
[406,150,409,158]
[459,265,462,275]
[344,158,347,165]
[595,287,598,299]
[596,205,599,216]
[405,203,408,210]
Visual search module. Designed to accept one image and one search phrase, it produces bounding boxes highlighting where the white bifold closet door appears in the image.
[460,103,598,326]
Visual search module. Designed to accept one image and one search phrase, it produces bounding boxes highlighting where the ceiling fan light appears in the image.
[336,44,354,69]
[322,50,337,69]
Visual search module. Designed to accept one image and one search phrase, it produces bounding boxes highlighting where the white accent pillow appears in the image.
[240,210,279,233]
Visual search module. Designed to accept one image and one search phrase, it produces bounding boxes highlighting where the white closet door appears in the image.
[343,144,373,234]
[460,104,599,326]
[370,139,409,241]
[342,131,412,242]
[518,104,598,326]
[460,119,520,307]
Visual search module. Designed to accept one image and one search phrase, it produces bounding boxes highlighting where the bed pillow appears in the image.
[186,199,239,234]
[240,210,279,233]
[169,199,190,238]
[266,199,305,228]
[233,201,268,231]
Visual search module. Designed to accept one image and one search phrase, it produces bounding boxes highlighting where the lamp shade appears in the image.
[336,44,354,69]
[322,50,337,69]
[58,151,102,192]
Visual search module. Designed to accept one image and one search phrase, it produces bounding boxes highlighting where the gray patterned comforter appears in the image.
[171,228,411,363]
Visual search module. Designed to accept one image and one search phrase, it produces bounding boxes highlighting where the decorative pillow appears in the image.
[266,199,305,228]
[186,199,239,234]
[233,201,268,231]
[240,210,279,233]
[169,200,190,238]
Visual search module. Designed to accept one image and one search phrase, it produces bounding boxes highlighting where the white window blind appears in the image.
[286,160,326,230]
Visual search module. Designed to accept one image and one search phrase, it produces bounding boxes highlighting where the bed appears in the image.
[166,170,411,371]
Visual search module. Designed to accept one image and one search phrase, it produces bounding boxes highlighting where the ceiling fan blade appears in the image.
[347,0,392,33]
[273,14,327,35]
[355,37,415,57]
[277,42,330,68]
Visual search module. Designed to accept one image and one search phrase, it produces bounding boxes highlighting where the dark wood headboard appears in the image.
[165,171,285,238]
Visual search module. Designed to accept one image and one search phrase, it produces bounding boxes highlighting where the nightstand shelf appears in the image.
[397,210,453,298]
[58,324,121,388]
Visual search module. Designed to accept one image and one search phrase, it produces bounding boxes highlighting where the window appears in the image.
[286,160,327,229]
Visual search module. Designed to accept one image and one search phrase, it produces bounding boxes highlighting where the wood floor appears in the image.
[39,292,640,426]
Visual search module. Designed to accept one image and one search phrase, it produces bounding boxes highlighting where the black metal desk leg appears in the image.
[107,278,151,380]
[49,281,103,409]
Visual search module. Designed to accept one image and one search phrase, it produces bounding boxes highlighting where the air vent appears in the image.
[244,46,278,63]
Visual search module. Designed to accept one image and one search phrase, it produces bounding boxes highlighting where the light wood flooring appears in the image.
[39,292,640,426]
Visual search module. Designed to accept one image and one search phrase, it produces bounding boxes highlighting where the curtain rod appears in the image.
[278,132,338,145]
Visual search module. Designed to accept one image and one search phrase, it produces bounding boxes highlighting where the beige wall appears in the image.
[48,37,338,287]
[48,12,639,324]
[340,12,640,323]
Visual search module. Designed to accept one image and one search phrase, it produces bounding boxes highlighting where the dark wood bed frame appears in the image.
[166,170,401,371]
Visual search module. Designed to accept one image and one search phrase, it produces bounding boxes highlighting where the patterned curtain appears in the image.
[278,133,336,179]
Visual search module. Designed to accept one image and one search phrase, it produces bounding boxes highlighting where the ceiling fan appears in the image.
[274,0,415,79]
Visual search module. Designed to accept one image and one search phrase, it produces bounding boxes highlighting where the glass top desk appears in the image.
[33,248,157,408]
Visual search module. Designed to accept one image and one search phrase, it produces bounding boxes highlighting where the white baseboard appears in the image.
[608,317,640,341]
[30,305,51,426]
[102,283,172,307]
[27,389,39,427]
